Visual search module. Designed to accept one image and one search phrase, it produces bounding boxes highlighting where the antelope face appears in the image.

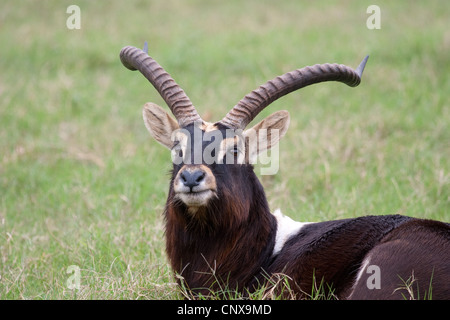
[142,103,290,210]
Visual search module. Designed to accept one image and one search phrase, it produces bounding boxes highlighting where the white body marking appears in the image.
[354,255,371,285]
[272,209,311,255]
[347,254,372,299]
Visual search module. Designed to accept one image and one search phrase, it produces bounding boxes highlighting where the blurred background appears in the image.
[0,0,448,299]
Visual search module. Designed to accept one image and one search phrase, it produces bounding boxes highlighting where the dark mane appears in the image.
[164,164,277,294]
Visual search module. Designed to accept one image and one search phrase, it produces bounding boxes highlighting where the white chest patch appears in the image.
[272,209,311,256]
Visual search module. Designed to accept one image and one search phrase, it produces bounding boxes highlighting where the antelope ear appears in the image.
[243,110,290,162]
[143,102,179,149]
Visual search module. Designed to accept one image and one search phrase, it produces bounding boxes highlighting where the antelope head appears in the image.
[120,42,368,221]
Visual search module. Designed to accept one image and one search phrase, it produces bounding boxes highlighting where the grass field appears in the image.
[0,0,449,299]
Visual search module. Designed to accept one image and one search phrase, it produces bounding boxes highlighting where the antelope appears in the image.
[119,43,450,299]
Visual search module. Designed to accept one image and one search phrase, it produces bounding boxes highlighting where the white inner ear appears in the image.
[143,102,179,149]
[243,110,290,163]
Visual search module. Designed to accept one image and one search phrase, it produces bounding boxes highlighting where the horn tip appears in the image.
[143,41,148,54]
[356,55,369,78]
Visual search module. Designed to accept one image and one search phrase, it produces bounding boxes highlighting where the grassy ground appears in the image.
[0,0,448,299]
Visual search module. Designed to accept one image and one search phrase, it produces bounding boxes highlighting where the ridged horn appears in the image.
[120,42,202,127]
[220,56,369,129]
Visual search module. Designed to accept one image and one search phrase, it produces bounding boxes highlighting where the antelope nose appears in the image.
[180,170,206,191]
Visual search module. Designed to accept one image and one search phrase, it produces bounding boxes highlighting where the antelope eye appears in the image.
[227,146,241,161]
[221,145,240,164]
[172,142,183,158]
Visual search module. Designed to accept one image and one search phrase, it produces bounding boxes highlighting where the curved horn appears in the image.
[120,43,202,127]
[220,56,369,129]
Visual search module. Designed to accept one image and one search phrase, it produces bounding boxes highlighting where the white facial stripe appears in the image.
[215,137,238,163]
[172,130,189,152]
[272,209,311,255]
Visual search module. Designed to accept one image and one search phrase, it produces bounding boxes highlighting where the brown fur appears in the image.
[161,123,450,299]
[349,219,450,300]
[129,48,449,299]
[165,163,277,295]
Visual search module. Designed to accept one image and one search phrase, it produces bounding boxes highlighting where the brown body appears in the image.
[120,43,450,299]
[349,219,450,299]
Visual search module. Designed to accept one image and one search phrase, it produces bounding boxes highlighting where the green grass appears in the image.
[1,0,449,299]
